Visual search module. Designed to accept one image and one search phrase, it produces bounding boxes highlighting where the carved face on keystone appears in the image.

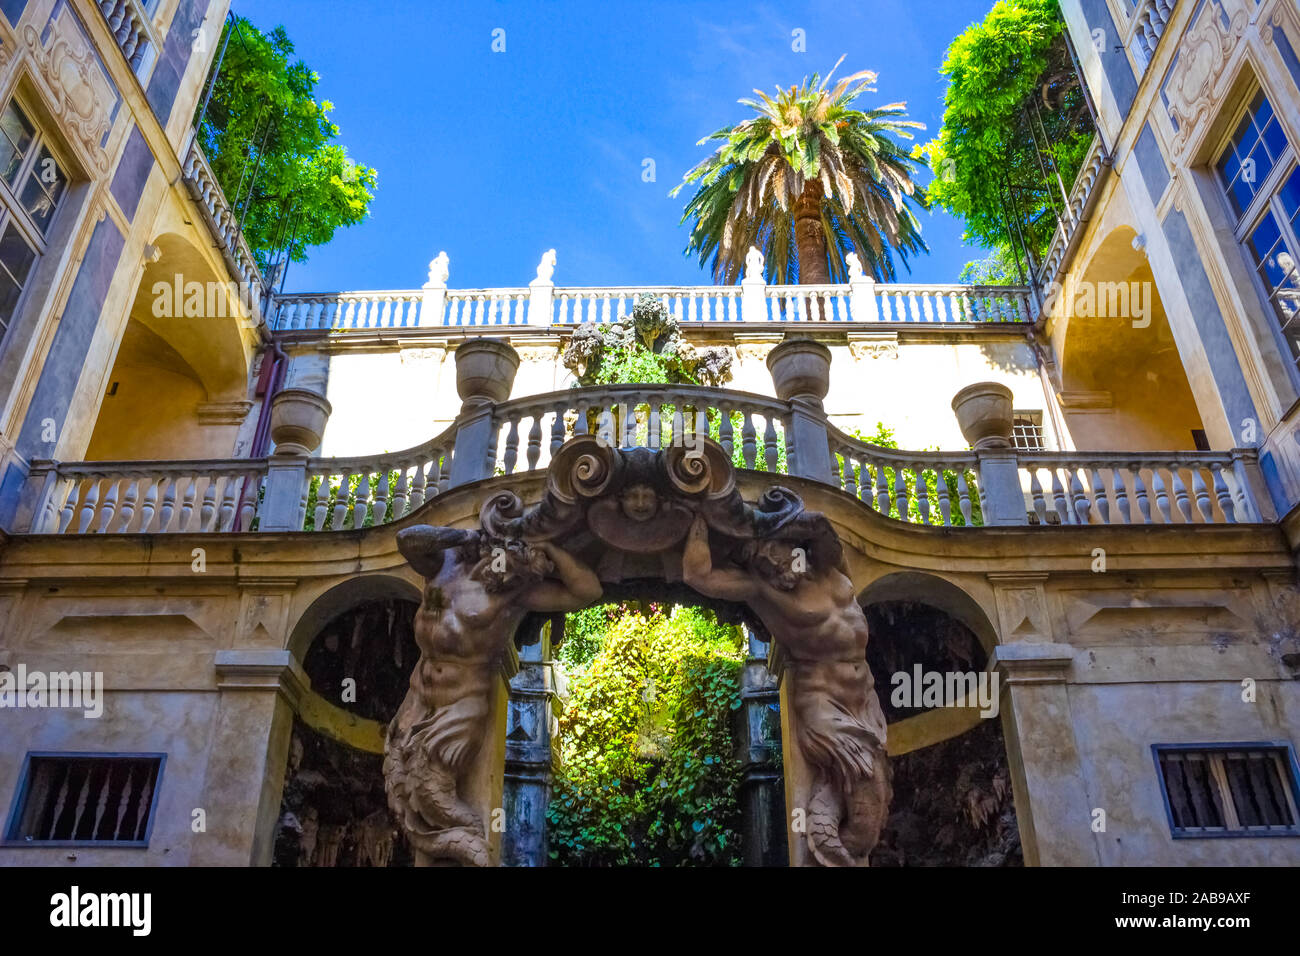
[619,483,660,522]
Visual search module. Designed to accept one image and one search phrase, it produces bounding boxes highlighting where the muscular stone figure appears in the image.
[385,525,602,866]
[682,514,889,867]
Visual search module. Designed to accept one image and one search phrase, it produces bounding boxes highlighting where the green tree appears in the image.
[921,0,1093,278]
[548,605,746,866]
[672,58,929,285]
[196,16,377,269]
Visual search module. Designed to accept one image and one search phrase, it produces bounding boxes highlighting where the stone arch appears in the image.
[1056,225,1206,451]
[860,570,998,653]
[85,231,256,460]
[287,574,422,663]
[275,573,423,867]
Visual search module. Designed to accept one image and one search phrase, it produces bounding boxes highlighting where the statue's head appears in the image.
[619,483,660,522]
[743,538,805,591]
[472,537,553,593]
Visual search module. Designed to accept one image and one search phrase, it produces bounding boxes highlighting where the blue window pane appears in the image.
[1279,168,1300,222]
[1253,93,1274,133]
[1248,212,1283,270]
[1227,170,1257,217]
[1219,149,1240,184]
[1261,117,1289,163]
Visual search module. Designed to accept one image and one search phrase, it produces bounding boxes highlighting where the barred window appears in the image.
[1011,411,1045,450]
[1155,745,1300,837]
[4,754,164,846]
[0,96,70,344]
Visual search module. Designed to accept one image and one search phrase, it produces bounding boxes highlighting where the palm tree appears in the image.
[672,59,929,291]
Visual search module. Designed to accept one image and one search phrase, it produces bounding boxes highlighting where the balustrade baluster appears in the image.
[551,405,567,455]
[331,474,352,530]
[97,479,120,533]
[1211,464,1235,522]
[741,413,757,469]
[916,465,931,523]
[1191,467,1212,522]
[218,478,240,531]
[1151,466,1172,522]
[200,477,219,531]
[1069,469,1090,524]
[115,479,139,532]
[1091,468,1109,524]
[1133,468,1152,524]
[895,467,909,520]
[527,413,544,470]
[352,471,372,528]
[936,468,953,525]
[1170,464,1192,522]
[502,418,520,475]
[762,417,779,471]
[841,452,857,497]
[57,480,78,533]
[719,408,733,458]
[957,471,973,525]
[373,470,391,524]
[1050,468,1069,525]
[875,464,890,515]
[1029,468,1047,524]
[1111,468,1130,523]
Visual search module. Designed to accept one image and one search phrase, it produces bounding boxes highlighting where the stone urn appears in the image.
[951,382,1014,450]
[766,337,832,405]
[269,388,332,456]
[455,337,519,406]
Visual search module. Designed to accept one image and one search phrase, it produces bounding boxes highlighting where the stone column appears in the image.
[260,388,331,531]
[767,337,834,484]
[734,629,788,867]
[192,650,307,866]
[502,619,556,867]
[448,338,520,486]
[990,642,1101,866]
[951,382,1025,526]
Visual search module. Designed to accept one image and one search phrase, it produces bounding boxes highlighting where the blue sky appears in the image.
[231,0,998,293]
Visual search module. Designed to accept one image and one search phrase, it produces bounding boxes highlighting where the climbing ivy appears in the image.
[547,604,746,866]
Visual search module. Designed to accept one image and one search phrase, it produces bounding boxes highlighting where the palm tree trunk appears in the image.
[794,180,829,319]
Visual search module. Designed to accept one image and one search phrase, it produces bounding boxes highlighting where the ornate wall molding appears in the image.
[1164,0,1248,157]
[22,3,120,175]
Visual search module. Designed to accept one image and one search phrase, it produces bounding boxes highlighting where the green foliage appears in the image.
[959,248,1024,285]
[548,605,746,866]
[843,423,984,526]
[922,0,1093,274]
[196,16,376,267]
[566,295,732,387]
[673,60,929,284]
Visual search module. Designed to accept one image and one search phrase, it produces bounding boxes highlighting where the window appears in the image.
[0,97,69,344]
[1154,744,1300,837]
[4,754,164,846]
[1011,411,1046,450]
[1215,91,1300,369]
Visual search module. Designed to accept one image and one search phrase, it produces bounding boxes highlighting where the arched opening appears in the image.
[861,573,1021,866]
[1059,226,1206,451]
[274,577,421,868]
[85,233,254,461]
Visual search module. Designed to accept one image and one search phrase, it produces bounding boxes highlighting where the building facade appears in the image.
[0,0,1298,866]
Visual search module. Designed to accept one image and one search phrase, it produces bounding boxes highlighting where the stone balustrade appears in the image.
[1018,452,1259,525]
[96,0,159,74]
[271,282,1036,331]
[23,459,268,534]
[1037,133,1109,289]
[181,141,268,318]
[14,335,1272,534]
[1128,0,1178,73]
